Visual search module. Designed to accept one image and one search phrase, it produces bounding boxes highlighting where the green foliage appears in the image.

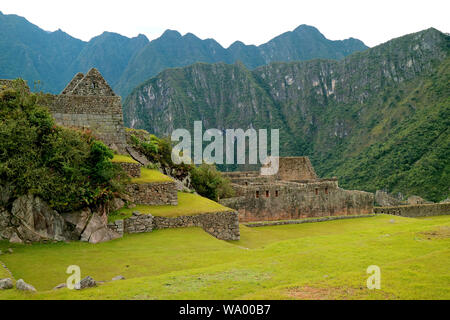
[128,129,193,180]
[0,80,126,212]
[190,164,234,201]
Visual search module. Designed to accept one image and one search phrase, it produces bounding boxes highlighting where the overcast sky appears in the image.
[2,0,449,48]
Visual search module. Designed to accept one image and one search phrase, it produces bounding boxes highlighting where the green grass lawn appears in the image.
[0,214,449,300]
[130,168,173,184]
[0,263,10,279]
[109,192,232,222]
[111,154,139,164]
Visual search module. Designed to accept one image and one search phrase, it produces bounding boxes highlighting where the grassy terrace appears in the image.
[130,168,173,184]
[0,214,449,300]
[109,192,231,222]
[111,154,139,164]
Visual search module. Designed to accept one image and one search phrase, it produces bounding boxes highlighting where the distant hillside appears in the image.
[115,25,368,97]
[0,11,368,96]
[123,28,450,202]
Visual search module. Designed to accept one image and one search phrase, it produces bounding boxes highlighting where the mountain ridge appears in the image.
[0,11,368,96]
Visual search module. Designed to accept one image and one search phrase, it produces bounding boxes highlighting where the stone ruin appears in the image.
[0,71,241,243]
[2,69,127,153]
[220,157,374,222]
[47,68,128,154]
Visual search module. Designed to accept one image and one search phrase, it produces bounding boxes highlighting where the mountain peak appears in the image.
[293,24,325,37]
[160,29,182,39]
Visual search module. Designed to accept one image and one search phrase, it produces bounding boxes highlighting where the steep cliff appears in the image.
[123,28,450,201]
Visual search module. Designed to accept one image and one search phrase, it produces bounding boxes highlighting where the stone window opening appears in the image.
[275,190,279,197]
[255,190,260,198]
[325,187,328,194]
[315,188,318,195]
[265,190,269,198]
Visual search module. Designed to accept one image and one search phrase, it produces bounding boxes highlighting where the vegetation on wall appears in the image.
[0,80,126,212]
[126,128,234,201]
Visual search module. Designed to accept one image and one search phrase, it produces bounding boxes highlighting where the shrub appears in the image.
[190,164,234,201]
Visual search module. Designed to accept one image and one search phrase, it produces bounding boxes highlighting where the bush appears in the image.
[190,164,234,201]
[0,80,126,212]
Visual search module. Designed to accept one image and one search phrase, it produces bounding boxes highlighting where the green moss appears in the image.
[109,192,231,221]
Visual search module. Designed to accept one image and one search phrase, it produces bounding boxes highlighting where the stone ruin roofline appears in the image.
[60,68,116,97]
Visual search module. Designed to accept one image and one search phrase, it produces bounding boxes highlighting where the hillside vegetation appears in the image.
[0,80,124,212]
[124,28,450,201]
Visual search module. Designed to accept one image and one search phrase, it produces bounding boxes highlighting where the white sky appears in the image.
[2,0,449,48]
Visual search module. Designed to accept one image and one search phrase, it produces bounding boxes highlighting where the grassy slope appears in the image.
[109,192,231,221]
[130,168,173,183]
[0,214,449,300]
[111,154,138,164]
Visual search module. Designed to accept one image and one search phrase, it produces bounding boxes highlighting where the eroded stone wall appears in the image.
[48,95,127,153]
[125,182,178,205]
[108,211,240,241]
[221,180,374,222]
[117,162,141,178]
[276,157,318,181]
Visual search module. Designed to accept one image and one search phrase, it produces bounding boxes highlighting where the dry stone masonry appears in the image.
[125,182,178,205]
[108,210,240,241]
[220,157,374,222]
[374,203,450,217]
[47,68,128,154]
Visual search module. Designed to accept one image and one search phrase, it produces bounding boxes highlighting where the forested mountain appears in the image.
[123,28,450,202]
[0,11,367,96]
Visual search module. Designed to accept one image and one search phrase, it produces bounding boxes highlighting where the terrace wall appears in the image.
[124,182,178,205]
[108,211,240,240]
[374,203,450,217]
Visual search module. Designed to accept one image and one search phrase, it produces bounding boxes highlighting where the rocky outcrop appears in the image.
[0,195,120,244]
[9,195,77,242]
[80,212,121,244]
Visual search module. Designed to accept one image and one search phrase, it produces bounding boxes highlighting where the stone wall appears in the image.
[276,157,318,181]
[48,95,127,153]
[221,180,374,222]
[153,211,240,240]
[108,211,240,241]
[125,182,178,205]
[117,162,141,178]
[374,203,450,217]
[120,212,154,233]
